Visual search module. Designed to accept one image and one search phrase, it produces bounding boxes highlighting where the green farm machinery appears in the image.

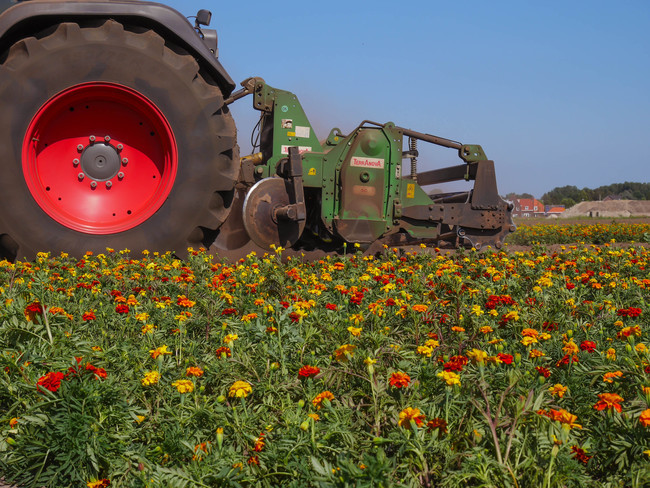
[0,0,514,261]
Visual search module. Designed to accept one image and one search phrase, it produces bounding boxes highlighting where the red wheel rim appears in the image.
[22,82,178,234]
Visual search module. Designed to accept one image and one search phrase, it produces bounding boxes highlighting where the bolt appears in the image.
[104,135,111,143]
[117,172,125,180]
[89,135,96,143]
[72,158,80,166]
[117,144,123,152]
[77,144,84,152]
[106,181,113,189]
[255,167,264,175]
[90,181,97,189]
[78,172,85,180]
[121,158,128,166]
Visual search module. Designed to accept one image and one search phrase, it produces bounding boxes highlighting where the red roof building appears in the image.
[512,198,545,217]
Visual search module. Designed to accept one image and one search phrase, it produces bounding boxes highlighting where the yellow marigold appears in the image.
[348,313,364,325]
[603,371,623,383]
[229,380,252,398]
[398,407,426,429]
[9,417,18,428]
[347,326,362,337]
[521,336,537,347]
[539,332,552,341]
[149,345,172,359]
[141,371,160,387]
[186,367,204,377]
[135,312,150,322]
[412,304,428,313]
[334,344,356,362]
[126,295,139,306]
[141,323,155,334]
[504,310,519,321]
[424,339,440,348]
[416,345,434,357]
[307,413,320,421]
[636,343,648,353]
[312,391,335,409]
[529,349,545,359]
[223,334,238,344]
[241,313,258,322]
[172,379,194,394]
[437,371,461,386]
[467,348,487,364]
[606,348,617,360]
[548,384,567,398]
[471,305,484,316]
[480,326,493,334]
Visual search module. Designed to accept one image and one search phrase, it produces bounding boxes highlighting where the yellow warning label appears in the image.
[406,183,415,199]
[287,131,296,137]
[308,167,316,176]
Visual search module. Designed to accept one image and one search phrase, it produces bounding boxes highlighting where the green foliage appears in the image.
[541,182,650,206]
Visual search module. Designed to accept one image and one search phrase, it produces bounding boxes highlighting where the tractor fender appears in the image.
[0,0,236,96]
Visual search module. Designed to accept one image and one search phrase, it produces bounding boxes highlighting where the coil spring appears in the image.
[409,137,418,180]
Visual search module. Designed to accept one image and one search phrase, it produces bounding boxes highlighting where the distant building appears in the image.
[545,205,566,217]
[512,198,545,217]
[603,194,622,202]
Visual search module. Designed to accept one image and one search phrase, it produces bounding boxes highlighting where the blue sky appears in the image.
[164,0,649,198]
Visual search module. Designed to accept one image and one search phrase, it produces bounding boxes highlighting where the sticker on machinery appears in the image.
[350,157,384,169]
[281,145,312,155]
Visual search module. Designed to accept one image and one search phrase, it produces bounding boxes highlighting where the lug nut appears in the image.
[117,172,125,180]
[116,144,123,152]
[78,172,85,180]
[77,144,84,152]
[72,158,80,166]
[89,135,96,143]
[104,135,111,143]
[121,158,128,166]
[90,181,97,189]
[106,181,112,189]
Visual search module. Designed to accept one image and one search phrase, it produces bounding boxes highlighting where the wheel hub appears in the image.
[80,139,121,182]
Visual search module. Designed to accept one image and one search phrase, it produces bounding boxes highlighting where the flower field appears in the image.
[507,221,650,245]
[1,238,650,487]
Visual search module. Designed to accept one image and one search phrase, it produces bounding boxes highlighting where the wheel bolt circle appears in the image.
[73,158,80,166]
[78,172,85,180]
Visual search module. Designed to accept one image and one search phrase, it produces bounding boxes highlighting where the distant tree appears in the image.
[505,192,534,200]
[542,182,650,204]
[561,197,576,208]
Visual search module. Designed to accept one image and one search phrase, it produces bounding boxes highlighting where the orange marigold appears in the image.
[639,409,650,427]
[398,407,426,429]
[186,367,204,377]
[334,344,356,362]
[594,393,624,413]
[389,372,411,389]
[312,391,335,409]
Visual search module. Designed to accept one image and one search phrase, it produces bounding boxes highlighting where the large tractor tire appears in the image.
[0,20,238,261]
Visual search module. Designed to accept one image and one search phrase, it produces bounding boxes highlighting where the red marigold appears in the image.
[427,417,448,434]
[325,303,338,311]
[580,340,597,352]
[253,432,266,452]
[497,353,514,365]
[247,455,259,465]
[37,371,65,393]
[556,354,579,367]
[535,366,551,378]
[298,365,320,379]
[389,372,411,388]
[82,311,96,321]
[115,304,129,314]
[215,346,232,359]
[24,302,43,321]
[221,308,237,316]
[443,355,468,372]
[85,363,107,379]
[617,307,642,317]
[571,446,592,465]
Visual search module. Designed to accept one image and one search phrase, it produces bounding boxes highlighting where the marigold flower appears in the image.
[229,380,252,398]
[192,442,210,461]
[535,366,551,378]
[571,445,592,465]
[580,340,597,352]
[223,334,238,344]
[24,302,43,321]
[82,311,96,321]
[115,304,129,314]
[186,367,204,377]
[639,409,650,427]
[398,407,425,429]
[87,480,110,488]
[437,370,461,386]
[149,345,172,359]
[298,365,320,378]
[636,343,648,353]
[141,371,160,387]
[334,344,356,362]
[467,349,487,364]
[539,408,582,429]
[241,313,258,322]
[594,393,624,413]
[451,326,465,332]
[520,336,537,346]
[215,346,232,358]
[37,371,65,393]
[389,372,411,388]
[412,304,428,313]
[497,353,514,365]
[312,391,335,409]
[480,326,493,334]
[427,417,448,434]
[548,384,567,398]
[416,345,434,357]
[606,348,617,360]
[253,432,266,452]
[529,349,544,359]
[347,326,362,337]
[603,371,623,383]
[9,417,19,428]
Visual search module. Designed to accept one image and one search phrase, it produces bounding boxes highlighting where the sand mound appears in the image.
[561,200,650,218]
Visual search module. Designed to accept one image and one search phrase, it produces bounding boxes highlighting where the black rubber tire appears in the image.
[0,21,238,260]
